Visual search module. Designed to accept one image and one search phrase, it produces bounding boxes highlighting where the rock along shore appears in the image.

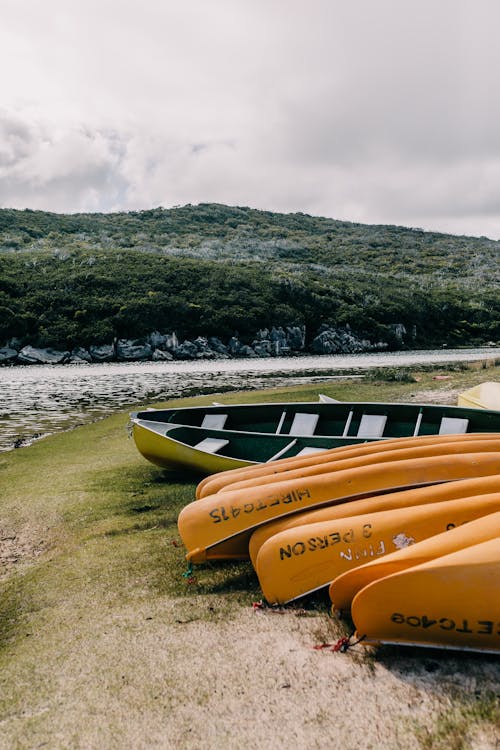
[0,323,394,366]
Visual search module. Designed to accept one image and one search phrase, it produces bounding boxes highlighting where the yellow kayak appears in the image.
[458,382,500,411]
[249,473,500,566]
[329,509,500,614]
[178,450,500,563]
[253,493,500,604]
[196,432,500,498]
[351,537,500,653]
[217,437,500,495]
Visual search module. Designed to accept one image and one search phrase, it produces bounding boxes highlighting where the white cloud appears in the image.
[0,0,499,238]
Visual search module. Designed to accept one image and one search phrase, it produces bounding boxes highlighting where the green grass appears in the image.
[412,686,500,750]
[0,364,498,748]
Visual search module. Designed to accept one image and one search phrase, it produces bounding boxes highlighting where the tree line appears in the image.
[0,205,498,350]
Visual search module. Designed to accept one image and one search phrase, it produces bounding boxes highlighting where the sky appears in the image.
[1,0,500,239]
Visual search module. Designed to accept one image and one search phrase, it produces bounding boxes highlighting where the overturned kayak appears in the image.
[177,448,500,563]
[328,509,500,613]
[196,432,500,498]
[132,400,500,474]
[458,382,500,411]
[253,493,500,604]
[248,473,500,566]
[350,537,500,653]
[211,436,500,496]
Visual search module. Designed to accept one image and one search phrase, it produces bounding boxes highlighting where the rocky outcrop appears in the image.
[147,331,179,351]
[89,344,115,362]
[389,323,407,344]
[70,347,92,363]
[1,322,395,365]
[173,340,198,359]
[311,325,387,355]
[207,337,229,357]
[192,337,217,359]
[116,340,153,361]
[0,347,18,364]
[17,346,70,364]
[151,348,174,361]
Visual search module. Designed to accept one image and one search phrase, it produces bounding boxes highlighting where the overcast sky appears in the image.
[1,0,500,238]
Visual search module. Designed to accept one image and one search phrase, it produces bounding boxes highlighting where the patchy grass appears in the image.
[414,689,499,750]
[0,367,499,749]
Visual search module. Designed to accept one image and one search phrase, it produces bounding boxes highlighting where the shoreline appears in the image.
[1,352,499,454]
[1,343,500,369]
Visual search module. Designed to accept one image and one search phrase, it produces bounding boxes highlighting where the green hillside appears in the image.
[0,203,498,350]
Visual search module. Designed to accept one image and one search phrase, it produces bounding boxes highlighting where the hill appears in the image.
[0,204,498,352]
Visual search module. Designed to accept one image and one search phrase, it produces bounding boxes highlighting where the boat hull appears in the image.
[253,493,500,604]
[458,382,500,410]
[177,448,500,562]
[132,421,252,473]
[248,473,500,566]
[350,537,500,653]
[196,432,500,498]
[328,509,500,613]
[132,399,500,476]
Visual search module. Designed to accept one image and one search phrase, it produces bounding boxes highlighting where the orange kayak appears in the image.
[249,474,500,566]
[329,509,500,613]
[196,433,500,498]
[253,493,500,604]
[178,451,500,563]
[350,537,500,653]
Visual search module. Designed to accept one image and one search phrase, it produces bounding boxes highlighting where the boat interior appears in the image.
[133,402,493,442]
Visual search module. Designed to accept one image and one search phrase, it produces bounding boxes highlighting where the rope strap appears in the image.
[313,633,366,653]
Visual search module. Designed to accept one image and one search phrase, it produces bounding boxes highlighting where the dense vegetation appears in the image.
[0,204,498,350]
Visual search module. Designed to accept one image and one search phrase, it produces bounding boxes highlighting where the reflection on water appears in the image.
[0,348,498,452]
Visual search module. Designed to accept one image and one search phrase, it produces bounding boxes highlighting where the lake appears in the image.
[1,347,498,452]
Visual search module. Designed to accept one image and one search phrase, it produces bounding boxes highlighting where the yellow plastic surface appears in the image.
[329,509,500,613]
[178,451,500,562]
[254,494,500,604]
[249,473,500,566]
[196,433,500,498]
[351,537,500,653]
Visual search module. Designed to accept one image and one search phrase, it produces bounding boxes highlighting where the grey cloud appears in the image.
[0,111,129,212]
[0,111,35,168]
[1,1,500,237]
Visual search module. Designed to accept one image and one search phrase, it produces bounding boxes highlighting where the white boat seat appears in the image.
[201,414,228,429]
[296,446,328,456]
[357,414,387,438]
[289,413,320,436]
[439,417,469,435]
[193,437,229,454]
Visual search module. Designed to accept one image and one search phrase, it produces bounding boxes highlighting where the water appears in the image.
[1,348,498,452]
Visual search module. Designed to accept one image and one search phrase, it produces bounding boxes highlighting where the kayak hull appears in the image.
[329,509,500,613]
[351,538,500,653]
[253,493,500,604]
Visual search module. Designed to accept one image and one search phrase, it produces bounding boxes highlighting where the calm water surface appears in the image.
[1,348,498,452]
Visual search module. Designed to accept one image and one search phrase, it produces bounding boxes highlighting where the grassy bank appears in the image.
[0,365,499,749]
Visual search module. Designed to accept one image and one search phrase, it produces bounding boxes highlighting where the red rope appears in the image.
[313,634,366,653]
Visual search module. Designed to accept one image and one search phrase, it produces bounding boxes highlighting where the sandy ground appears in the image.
[1,379,499,748]
[0,522,48,579]
[1,592,498,750]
